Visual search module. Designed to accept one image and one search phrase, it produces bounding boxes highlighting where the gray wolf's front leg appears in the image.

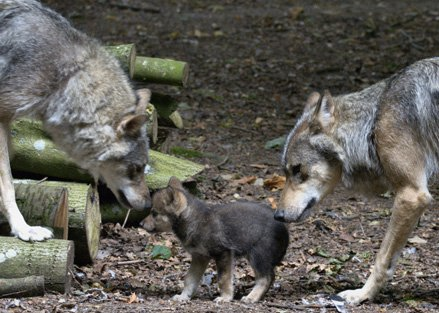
[338,186,431,305]
[0,123,52,241]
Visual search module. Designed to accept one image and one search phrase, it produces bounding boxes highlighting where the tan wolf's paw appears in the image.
[338,288,370,305]
[214,295,233,303]
[171,294,191,302]
[12,225,53,242]
[241,295,259,303]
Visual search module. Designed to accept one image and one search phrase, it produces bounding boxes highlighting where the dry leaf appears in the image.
[263,175,286,190]
[127,293,138,304]
[408,235,427,244]
[233,175,257,185]
[339,232,355,242]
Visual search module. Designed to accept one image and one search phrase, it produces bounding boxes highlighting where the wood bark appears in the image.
[105,44,136,78]
[133,56,189,87]
[0,276,45,298]
[0,237,74,294]
[10,119,204,189]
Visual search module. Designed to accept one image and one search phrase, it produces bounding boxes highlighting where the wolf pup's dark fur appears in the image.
[0,0,151,241]
[142,177,289,303]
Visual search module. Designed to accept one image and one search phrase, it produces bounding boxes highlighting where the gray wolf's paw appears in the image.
[241,295,258,303]
[214,296,233,303]
[13,225,53,241]
[338,288,370,305]
[171,294,191,302]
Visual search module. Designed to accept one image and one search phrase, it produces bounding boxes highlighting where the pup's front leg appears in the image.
[213,252,234,303]
[172,254,209,301]
[338,185,431,305]
[0,123,52,241]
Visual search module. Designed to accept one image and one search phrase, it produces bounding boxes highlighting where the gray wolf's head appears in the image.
[94,89,152,212]
[141,176,188,232]
[275,91,344,223]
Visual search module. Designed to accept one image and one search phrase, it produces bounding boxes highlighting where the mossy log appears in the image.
[105,44,136,78]
[0,237,74,294]
[0,276,45,298]
[10,119,204,189]
[133,56,189,87]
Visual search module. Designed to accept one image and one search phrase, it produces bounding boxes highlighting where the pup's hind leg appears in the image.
[241,271,273,303]
[0,122,52,241]
[214,251,234,302]
[242,250,275,303]
[172,254,210,301]
[339,119,431,305]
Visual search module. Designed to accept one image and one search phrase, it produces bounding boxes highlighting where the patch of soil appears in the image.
[2,0,439,312]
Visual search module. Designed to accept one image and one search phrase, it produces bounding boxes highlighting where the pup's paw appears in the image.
[214,295,233,303]
[241,295,258,303]
[338,288,369,306]
[12,225,53,242]
[171,294,190,302]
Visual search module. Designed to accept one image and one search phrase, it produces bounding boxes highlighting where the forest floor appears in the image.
[2,0,439,312]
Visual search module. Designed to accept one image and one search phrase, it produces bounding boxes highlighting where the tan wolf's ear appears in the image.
[136,88,151,114]
[311,90,335,131]
[117,114,148,137]
[304,91,321,113]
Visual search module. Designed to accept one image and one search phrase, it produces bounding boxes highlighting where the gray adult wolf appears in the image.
[0,0,151,241]
[142,177,289,303]
[274,57,439,305]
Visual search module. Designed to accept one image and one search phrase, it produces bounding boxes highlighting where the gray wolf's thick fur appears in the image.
[275,57,439,304]
[0,0,151,241]
[142,177,289,303]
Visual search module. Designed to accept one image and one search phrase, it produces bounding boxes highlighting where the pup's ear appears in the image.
[168,176,183,190]
[117,114,147,137]
[304,91,321,113]
[311,90,335,132]
[136,88,151,114]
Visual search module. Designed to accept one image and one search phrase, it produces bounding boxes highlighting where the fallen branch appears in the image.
[0,276,45,298]
[134,56,189,87]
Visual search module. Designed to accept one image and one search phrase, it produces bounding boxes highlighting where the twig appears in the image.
[122,209,131,228]
[117,259,144,266]
[109,1,160,13]
[263,302,337,311]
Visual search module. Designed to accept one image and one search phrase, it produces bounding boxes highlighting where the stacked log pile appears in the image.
[0,44,202,297]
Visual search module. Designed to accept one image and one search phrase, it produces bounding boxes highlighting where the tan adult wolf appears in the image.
[275,57,439,304]
[0,0,151,241]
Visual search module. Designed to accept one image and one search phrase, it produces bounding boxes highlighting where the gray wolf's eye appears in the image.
[292,164,301,176]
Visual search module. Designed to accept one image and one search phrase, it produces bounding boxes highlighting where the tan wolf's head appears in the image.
[96,89,152,212]
[275,91,344,223]
[141,176,188,232]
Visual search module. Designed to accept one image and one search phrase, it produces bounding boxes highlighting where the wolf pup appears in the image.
[142,177,289,303]
[275,57,439,305]
[0,0,151,241]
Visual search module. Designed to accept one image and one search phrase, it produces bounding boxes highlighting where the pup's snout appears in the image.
[274,209,286,222]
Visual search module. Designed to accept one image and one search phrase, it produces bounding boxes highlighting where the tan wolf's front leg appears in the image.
[0,122,52,241]
[338,186,431,305]
[172,254,210,301]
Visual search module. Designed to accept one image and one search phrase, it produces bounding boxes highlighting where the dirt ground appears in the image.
[2,0,439,312]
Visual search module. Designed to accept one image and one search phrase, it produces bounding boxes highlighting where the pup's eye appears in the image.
[291,164,301,176]
[151,210,158,217]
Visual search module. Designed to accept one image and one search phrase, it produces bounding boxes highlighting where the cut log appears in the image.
[105,44,136,78]
[0,237,74,294]
[10,119,204,189]
[0,276,45,298]
[149,93,183,129]
[133,56,189,87]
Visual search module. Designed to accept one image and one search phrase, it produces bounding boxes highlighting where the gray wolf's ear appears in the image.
[136,88,151,114]
[304,91,321,113]
[311,90,335,131]
[117,114,147,137]
[168,176,183,190]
